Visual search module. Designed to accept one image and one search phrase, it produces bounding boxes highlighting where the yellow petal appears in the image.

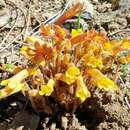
[71,29,83,37]
[20,45,28,53]
[10,69,29,84]
[1,69,29,88]
[1,79,9,86]
[121,39,130,50]
[26,36,44,45]
[103,40,121,56]
[0,90,6,99]
[20,45,30,59]
[64,76,76,85]
[39,79,55,96]
[0,82,28,99]
[65,66,80,84]
[66,66,80,78]
[76,76,91,102]
[55,73,74,85]
[27,68,39,76]
[82,55,103,69]
[103,41,114,55]
[39,60,46,66]
[88,69,118,91]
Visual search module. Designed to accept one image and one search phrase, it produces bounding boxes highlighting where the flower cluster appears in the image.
[0,3,130,112]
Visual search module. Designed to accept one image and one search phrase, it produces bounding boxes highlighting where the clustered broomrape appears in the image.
[0,3,130,112]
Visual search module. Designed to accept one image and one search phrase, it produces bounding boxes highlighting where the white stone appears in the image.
[0,9,10,27]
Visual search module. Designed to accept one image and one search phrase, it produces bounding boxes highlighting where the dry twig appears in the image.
[0,1,27,53]
[0,7,18,48]
[108,29,130,37]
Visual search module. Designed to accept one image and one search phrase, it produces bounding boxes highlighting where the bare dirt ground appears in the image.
[0,0,130,130]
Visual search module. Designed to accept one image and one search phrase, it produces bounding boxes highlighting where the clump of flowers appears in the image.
[0,3,130,113]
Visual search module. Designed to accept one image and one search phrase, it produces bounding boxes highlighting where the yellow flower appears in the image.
[39,79,55,96]
[102,41,121,56]
[82,55,103,69]
[65,66,80,85]
[103,41,114,55]
[1,69,29,88]
[55,66,81,85]
[76,76,91,102]
[0,69,30,99]
[21,42,52,65]
[0,82,28,99]
[88,69,118,91]
[20,45,32,60]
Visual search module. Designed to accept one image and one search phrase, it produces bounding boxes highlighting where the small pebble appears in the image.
[108,22,119,31]
[116,17,127,28]
[78,125,86,130]
[71,115,79,127]
[61,116,68,130]
[0,9,10,27]
[0,0,6,7]
[43,117,50,128]
[50,123,56,130]
[10,102,17,107]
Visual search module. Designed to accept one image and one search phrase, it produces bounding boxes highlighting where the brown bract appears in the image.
[55,2,83,25]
